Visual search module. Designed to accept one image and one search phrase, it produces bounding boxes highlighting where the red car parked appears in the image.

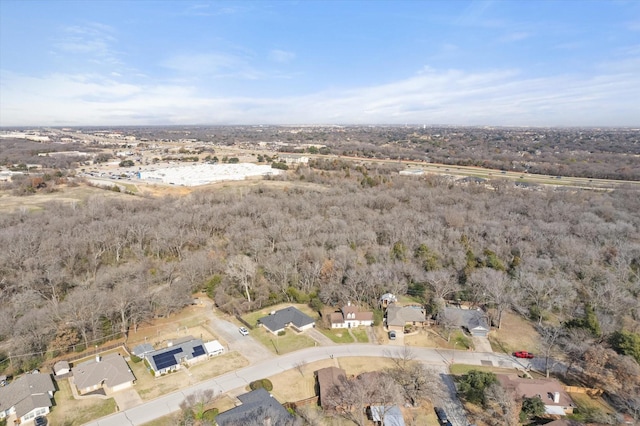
[513,351,534,359]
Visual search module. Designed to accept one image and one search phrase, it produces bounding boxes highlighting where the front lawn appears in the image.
[319,328,355,343]
[251,327,316,355]
[350,328,369,343]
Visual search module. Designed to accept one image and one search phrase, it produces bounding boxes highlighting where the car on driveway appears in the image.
[238,326,249,336]
[34,417,47,426]
[388,330,396,340]
[513,350,534,359]
[434,406,449,424]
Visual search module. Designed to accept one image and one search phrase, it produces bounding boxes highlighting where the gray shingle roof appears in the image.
[443,307,489,331]
[72,353,136,390]
[258,307,315,332]
[386,304,426,327]
[0,373,54,417]
[215,388,293,426]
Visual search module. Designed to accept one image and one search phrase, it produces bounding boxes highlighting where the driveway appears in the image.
[472,336,493,352]
[306,328,334,346]
[201,303,273,364]
[112,388,143,411]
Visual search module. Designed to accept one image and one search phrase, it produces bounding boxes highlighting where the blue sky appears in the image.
[1,0,639,126]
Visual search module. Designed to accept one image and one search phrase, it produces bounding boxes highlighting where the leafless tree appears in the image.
[226,255,257,303]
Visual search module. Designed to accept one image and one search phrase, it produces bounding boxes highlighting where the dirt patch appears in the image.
[126,303,217,349]
[488,311,540,354]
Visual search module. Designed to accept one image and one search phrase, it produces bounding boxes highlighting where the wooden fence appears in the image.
[284,395,319,410]
[564,385,603,397]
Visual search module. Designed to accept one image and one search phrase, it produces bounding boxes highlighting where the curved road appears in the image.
[85,345,518,426]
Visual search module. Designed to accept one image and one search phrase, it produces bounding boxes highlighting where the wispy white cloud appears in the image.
[52,22,121,66]
[1,61,639,126]
[499,31,532,43]
[269,49,295,64]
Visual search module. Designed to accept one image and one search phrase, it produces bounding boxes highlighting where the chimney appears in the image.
[96,355,101,363]
[553,392,560,403]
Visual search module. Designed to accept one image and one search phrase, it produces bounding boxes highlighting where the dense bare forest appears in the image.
[1,157,639,416]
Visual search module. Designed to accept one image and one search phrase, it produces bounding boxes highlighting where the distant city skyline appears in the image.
[1,0,639,127]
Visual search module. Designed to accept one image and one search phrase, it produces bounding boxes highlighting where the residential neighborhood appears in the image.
[0,295,605,426]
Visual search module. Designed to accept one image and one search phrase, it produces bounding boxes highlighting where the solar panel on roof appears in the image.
[192,345,205,357]
[152,347,183,371]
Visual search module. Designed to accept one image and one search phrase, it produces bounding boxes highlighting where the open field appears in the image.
[0,184,135,213]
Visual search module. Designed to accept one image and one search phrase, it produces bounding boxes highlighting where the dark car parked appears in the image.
[434,406,448,424]
[34,417,47,426]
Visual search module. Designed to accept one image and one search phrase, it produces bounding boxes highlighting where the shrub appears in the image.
[277,330,286,337]
[249,379,273,391]
[202,408,218,422]
[456,370,497,406]
[130,354,142,363]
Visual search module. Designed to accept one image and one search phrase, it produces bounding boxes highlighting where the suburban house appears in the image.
[316,366,347,410]
[215,388,294,426]
[497,375,576,416]
[146,337,208,377]
[379,293,398,308]
[257,306,316,335]
[71,353,136,395]
[385,304,427,332]
[330,302,374,328]
[442,306,491,337]
[0,372,55,424]
[204,340,225,357]
[370,405,406,426]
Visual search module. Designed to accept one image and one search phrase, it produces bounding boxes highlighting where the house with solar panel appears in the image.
[257,306,316,335]
[145,336,208,377]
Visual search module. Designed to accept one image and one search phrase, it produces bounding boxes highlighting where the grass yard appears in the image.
[404,329,439,347]
[488,311,540,355]
[350,328,369,343]
[319,328,355,343]
[449,364,521,376]
[568,392,616,421]
[187,351,249,380]
[251,326,316,355]
[48,380,117,426]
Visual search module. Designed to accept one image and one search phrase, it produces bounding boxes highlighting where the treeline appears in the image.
[0,161,639,413]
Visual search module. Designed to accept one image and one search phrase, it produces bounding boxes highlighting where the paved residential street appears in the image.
[85,345,518,426]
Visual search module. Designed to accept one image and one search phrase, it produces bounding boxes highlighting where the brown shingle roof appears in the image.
[316,366,346,408]
[496,375,575,410]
